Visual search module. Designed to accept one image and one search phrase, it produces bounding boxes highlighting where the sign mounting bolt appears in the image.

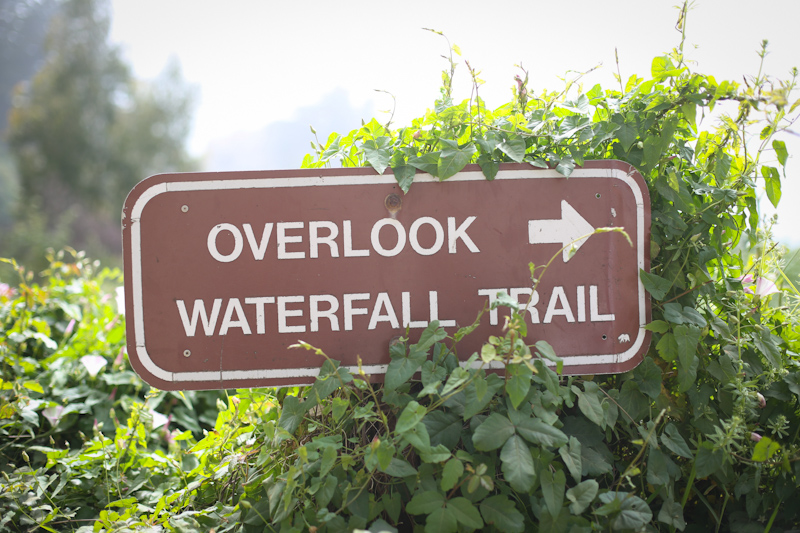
[181,205,189,213]
[183,349,191,357]
[385,194,402,219]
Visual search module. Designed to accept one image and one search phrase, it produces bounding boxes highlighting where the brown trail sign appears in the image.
[122,161,651,390]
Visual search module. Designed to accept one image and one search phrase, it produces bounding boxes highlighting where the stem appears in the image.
[681,462,697,509]
[675,1,688,69]
[763,503,780,533]
[715,489,729,533]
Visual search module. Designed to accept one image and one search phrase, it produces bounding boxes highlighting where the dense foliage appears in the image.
[2,13,800,533]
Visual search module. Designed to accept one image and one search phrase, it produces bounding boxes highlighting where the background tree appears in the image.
[2,0,195,270]
[0,0,57,234]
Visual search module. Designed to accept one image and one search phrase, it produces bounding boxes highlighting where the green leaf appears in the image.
[615,122,637,151]
[534,340,558,360]
[476,134,500,153]
[558,436,582,483]
[396,401,427,434]
[752,436,780,462]
[516,418,569,448]
[408,152,441,176]
[382,493,402,524]
[441,367,470,396]
[681,102,697,130]
[555,156,575,177]
[651,55,675,78]
[278,395,307,434]
[644,320,669,333]
[506,364,532,409]
[633,357,662,399]
[674,324,702,368]
[602,492,653,530]
[540,467,566,517]
[480,495,525,533]
[320,444,337,477]
[640,270,671,300]
[420,361,446,396]
[773,139,788,167]
[362,137,391,175]
[566,479,598,514]
[477,154,499,180]
[576,381,606,429]
[376,440,394,471]
[463,374,503,420]
[617,381,649,421]
[392,165,416,193]
[447,497,484,529]
[472,413,515,451]
[22,381,44,394]
[658,499,686,531]
[402,420,432,451]
[425,507,457,533]
[714,152,732,183]
[421,443,451,463]
[663,303,706,327]
[332,397,349,422]
[407,490,445,515]
[642,134,663,172]
[309,359,352,400]
[762,165,781,207]
[438,142,476,180]
[656,333,678,362]
[385,347,427,392]
[695,441,724,477]
[501,435,536,492]
[497,136,526,163]
[646,447,672,486]
[677,355,699,392]
[422,410,462,450]
[416,321,447,352]
[380,457,417,479]
[752,327,782,367]
[661,423,693,458]
[441,458,464,491]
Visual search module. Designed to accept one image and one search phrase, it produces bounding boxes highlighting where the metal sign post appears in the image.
[122,161,651,390]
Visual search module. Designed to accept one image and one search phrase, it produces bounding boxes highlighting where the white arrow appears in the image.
[528,200,594,263]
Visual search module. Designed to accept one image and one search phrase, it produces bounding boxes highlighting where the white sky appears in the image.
[109,0,800,243]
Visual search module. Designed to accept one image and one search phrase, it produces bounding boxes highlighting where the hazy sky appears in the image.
[108,0,799,242]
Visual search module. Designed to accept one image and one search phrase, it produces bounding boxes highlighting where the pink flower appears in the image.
[0,283,14,300]
[150,410,169,430]
[114,347,125,366]
[64,319,76,336]
[751,432,762,442]
[42,405,65,426]
[738,275,780,297]
[115,287,125,315]
[757,393,767,409]
[755,278,779,297]
[80,355,107,377]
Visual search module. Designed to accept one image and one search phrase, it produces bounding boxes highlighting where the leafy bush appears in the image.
[0,249,237,530]
[2,10,800,533]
